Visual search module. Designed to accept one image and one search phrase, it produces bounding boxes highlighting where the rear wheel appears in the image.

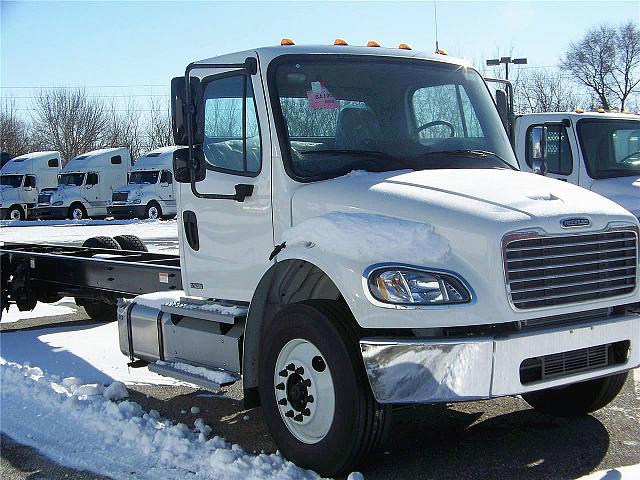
[76,236,121,322]
[113,235,148,252]
[259,300,391,477]
[7,205,25,221]
[68,203,87,220]
[522,372,628,417]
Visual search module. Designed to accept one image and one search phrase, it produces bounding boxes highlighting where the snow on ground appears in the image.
[1,297,76,323]
[0,218,179,254]
[0,362,321,480]
[574,464,640,480]
[0,321,184,386]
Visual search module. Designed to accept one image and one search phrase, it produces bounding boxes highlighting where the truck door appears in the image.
[178,56,273,302]
[85,172,100,203]
[159,170,174,204]
[520,118,580,185]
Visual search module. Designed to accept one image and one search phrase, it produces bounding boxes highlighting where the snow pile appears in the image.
[103,381,129,401]
[282,212,450,264]
[0,361,321,480]
[1,297,77,323]
[133,291,247,317]
[156,361,237,386]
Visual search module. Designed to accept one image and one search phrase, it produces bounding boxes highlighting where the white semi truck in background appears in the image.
[34,147,131,220]
[2,43,639,476]
[0,151,62,220]
[108,146,180,220]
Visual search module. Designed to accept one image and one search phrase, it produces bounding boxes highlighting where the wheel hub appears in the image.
[273,338,335,444]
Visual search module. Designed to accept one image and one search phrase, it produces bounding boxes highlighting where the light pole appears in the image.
[486,56,527,80]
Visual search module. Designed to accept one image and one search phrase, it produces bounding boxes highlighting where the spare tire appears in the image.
[82,236,122,250]
[113,235,148,252]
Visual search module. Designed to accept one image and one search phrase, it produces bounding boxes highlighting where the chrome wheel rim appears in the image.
[148,206,159,219]
[9,209,21,220]
[72,208,83,220]
[274,338,335,444]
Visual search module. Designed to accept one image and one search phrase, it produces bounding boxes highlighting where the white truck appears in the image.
[0,151,62,220]
[2,43,639,476]
[34,147,131,220]
[108,146,179,220]
[515,111,640,219]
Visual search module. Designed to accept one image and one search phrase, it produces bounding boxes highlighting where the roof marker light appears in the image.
[575,107,584,113]
[334,38,348,46]
[367,41,381,47]
[435,48,448,55]
[399,43,412,50]
[281,38,295,46]
[597,108,605,113]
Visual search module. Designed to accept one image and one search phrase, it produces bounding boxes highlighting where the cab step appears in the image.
[148,360,240,392]
[160,297,248,324]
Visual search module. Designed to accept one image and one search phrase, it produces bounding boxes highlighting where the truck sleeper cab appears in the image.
[106,45,638,476]
[108,146,180,220]
[515,111,639,220]
[0,151,61,220]
[34,147,131,220]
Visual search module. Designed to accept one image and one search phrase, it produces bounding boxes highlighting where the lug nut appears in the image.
[302,379,311,387]
[279,369,288,378]
[302,408,311,416]
[285,410,294,418]
[278,398,288,405]
[294,414,304,422]
[296,366,304,375]
[276,382,285,390]
[286,363,296,371]
[305,395,314,403]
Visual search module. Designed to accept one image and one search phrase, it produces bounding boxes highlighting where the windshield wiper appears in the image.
[422,149,518,170]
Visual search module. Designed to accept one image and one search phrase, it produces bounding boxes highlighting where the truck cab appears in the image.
[108,146,180,220]
[0,151,62,220]
[34,147,131,220]
[515,112,640,219]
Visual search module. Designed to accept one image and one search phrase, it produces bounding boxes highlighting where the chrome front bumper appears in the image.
[360,312,640,404]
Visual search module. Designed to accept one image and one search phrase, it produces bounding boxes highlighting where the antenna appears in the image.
[433,0,440,52]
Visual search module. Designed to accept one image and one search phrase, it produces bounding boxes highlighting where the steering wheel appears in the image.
[619,150,640,164]
[416,120,455,137]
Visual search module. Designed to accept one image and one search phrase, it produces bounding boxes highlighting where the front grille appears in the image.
[504,229,638,309]
[37,193,51,204]
[520,341,630,384]
[112,191,128,203]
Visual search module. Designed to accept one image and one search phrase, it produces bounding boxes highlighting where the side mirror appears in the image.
[173,147,206,183]
[531,126,548,176]
[495,89,509,132]
[171,76,203,146]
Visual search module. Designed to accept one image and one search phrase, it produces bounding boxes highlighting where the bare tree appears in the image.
[103,98,142,160]
[31,88,109,163]
[0,98,31,159]
[145,97,173,151]
[515,69,583,113]
[560,22,640,110]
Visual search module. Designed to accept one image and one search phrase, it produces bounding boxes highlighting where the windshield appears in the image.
[577,119,640,179]
[270,56,517,181]
[0,175,23,188]
[59,173,85,186]
[129,170,159,184]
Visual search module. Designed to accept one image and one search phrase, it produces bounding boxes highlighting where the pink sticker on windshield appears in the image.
[307,84,339,110]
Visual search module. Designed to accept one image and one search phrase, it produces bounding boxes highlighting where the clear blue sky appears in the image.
[1,0,638,113]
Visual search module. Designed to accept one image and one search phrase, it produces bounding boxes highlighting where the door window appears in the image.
[160,170,173,184]
[24,175,36,188]
[525,124,573,175]
[202,75,261,175]
[86,172,99,186]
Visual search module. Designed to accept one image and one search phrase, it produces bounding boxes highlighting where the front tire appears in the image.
[259,300,390,477]
[522,372,628,417]
[143,202,161,220]
[68,203,87,220]
[7,205,25,220]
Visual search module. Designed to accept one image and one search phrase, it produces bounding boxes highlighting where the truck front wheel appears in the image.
[143,202,161,220]
[68,203,87,220]
[522,372,628,417]
[7,205,25,220]
[258,300,390,477]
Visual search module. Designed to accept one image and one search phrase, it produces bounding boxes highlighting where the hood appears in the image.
[590,176,640,219]
[113,184,144,194]
[0,185,21,203]
[291,169,637,237]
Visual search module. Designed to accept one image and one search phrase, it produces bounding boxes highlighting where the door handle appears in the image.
[182,210,200,251]
[234,184,254,202]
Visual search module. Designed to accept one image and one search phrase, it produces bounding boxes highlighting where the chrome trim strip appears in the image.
[505,235,635,252]
[509,274,636,294]
[506,246,635,263]
[514,285,634,304]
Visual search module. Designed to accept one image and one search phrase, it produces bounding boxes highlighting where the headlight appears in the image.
[52,201,63,206]
[368,268,471,305]
[130,198,141,204]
